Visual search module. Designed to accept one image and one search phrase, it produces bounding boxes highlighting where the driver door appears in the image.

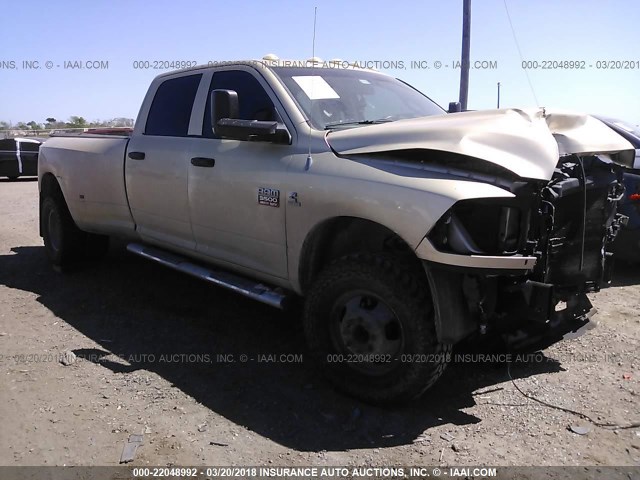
[187,69,291,279]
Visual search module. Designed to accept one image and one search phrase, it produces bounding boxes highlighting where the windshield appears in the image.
[597,116,640,147]
[609,120,640,143]
[271,67,445,130]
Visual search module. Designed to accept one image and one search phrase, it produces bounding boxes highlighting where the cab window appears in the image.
[203,70,277,138]
[145,74,202,136]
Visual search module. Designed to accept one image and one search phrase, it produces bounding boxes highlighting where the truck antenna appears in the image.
[306,6,318,170]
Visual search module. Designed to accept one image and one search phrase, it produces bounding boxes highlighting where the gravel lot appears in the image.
[0,178,639,468]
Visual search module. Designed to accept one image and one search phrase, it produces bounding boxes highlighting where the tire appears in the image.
[303,253,451,404]
[41,195,85,268]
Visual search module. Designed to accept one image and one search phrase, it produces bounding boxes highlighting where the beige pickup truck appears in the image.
[38,58,635,404]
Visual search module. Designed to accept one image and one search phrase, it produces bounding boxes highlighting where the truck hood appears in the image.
[325,108,636,180]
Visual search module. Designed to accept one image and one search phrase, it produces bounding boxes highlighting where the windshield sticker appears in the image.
[292,76,340,100]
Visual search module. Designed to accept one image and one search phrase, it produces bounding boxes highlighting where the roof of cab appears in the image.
[155,57,386,79]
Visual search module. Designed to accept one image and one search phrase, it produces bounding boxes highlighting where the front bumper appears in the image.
[416,237,537,272]
[424,259,600,349]
[495,282,596,351]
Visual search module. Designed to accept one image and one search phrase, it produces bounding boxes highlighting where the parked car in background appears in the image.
[0,137,43,180]
[596,116,640,262]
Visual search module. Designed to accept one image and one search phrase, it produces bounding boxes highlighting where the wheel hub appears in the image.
[333,293,403,374]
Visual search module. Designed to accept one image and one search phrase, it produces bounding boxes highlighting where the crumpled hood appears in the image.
[326,108,636,180]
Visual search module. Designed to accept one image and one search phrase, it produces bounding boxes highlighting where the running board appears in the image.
[126,243,289,309]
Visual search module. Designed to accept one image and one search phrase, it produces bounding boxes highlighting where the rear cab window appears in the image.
[145,74,202,136]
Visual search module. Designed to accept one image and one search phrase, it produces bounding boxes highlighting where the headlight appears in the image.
[429,199,525,255]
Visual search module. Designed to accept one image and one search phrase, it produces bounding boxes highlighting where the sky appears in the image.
[1,0,638,126]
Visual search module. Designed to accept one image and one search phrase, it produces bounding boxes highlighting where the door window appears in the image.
[203,70,277,138]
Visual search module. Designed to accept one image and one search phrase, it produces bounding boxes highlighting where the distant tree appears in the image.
[3,116,133,131]
[112,117,135,127]
[86,118,135,128]
[67,116,88,128]
[89,119,110,127]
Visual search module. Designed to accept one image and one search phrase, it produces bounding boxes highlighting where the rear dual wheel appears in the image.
[42,194,109,268]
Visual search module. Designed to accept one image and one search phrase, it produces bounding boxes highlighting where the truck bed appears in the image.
[50,127,133,137]
[38,135,135,236]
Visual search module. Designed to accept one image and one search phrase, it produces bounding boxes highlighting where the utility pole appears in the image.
[458,0,471,111]
[497,82,501,108]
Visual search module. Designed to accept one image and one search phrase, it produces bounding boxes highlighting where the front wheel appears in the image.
[303,254,451,404]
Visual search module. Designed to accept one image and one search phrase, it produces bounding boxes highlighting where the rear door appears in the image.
[125,72,202,250]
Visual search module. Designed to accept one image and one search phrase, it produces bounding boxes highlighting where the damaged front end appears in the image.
[327,107,635,350]
[424,153,627,350]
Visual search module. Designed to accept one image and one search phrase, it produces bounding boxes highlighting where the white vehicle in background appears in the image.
[38,58,635,403]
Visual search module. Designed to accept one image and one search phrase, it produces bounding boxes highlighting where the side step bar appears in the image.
[126,243,289,309]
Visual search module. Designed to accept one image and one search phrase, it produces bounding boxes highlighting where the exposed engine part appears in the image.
[426,153,627,347]
[534,154,627,294]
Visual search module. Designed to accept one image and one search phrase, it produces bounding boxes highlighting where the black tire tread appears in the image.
[41,193,85,268]
[304,253,451,404]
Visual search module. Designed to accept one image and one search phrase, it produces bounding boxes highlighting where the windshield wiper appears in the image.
[324,118,394,130]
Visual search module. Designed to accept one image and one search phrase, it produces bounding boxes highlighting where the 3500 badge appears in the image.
[258,187,280,207]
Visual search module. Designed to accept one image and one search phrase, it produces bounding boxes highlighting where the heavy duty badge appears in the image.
[288,192,301,207]
[258,187,280,207]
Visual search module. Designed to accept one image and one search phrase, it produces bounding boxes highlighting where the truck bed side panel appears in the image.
[38,136,135,236]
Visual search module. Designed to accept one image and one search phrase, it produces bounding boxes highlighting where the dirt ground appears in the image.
[0,178,639,468]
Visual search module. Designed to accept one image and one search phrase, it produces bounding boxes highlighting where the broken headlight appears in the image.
[429,199,528,255]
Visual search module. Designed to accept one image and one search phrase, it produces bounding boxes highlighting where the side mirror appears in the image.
[211,89,289,143]
[448,101,462,113]
[212,89,239,125]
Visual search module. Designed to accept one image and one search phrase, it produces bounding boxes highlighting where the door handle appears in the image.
[128,151,145,160]
[191,157,215,168]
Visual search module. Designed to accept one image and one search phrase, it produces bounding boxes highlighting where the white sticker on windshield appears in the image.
[292,76,340,100]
